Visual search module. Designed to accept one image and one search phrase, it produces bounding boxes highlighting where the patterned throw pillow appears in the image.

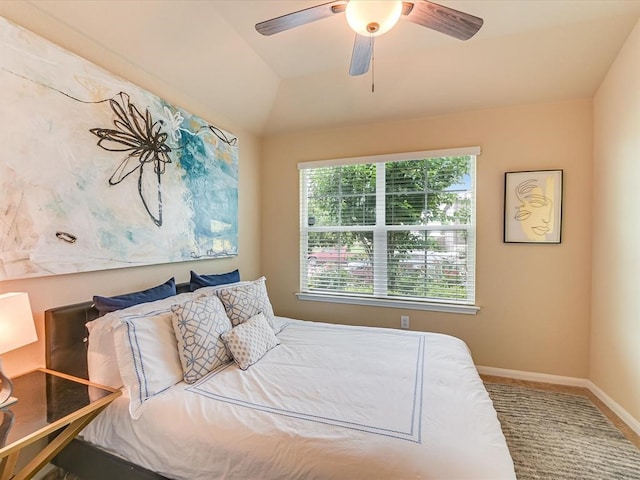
[171,295,233,383]
[221,313,280,370]
[215,277,275,329]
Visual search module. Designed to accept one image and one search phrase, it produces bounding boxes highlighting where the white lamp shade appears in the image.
[346,0,403,37]
[0,292,37,354]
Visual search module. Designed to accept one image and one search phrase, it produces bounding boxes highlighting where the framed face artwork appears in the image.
[503,170,563,244]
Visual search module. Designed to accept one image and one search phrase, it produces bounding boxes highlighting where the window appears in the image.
[298,147,479,314]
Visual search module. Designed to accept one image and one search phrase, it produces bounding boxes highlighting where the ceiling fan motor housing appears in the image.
[346,0,403,37]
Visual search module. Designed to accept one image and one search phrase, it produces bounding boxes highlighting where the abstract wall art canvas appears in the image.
[0,17,238,280]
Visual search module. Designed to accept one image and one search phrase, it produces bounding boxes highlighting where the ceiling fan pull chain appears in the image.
[371,34,375,93]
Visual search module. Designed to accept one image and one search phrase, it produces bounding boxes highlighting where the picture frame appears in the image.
[504,169,563,244]
[0,17,239,280]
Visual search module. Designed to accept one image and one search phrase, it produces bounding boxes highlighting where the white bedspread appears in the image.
[81,318,516,479]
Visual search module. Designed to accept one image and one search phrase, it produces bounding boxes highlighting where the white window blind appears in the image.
[299,147,478,308]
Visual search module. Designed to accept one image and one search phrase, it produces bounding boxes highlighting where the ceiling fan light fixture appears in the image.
[345,0,403,37]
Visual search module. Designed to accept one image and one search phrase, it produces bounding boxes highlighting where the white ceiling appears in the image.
[20,0,640,135]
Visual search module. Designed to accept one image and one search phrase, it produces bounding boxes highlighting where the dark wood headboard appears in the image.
[44,282,191,379]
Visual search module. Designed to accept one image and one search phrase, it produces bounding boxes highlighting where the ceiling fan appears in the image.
[255,0,484,77]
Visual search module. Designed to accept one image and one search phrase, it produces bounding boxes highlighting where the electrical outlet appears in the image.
[400,315,410,329]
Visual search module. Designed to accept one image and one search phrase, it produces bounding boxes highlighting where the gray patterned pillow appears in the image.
[215,277,275,329]
[171,295,232,383]
[221,313,280,370]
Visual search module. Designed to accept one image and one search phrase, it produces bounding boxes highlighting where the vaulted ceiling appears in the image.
[9,1,640,135]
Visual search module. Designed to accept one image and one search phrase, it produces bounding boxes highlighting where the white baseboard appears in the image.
[586,380,640,437]
[477,365,640,437]
[477,366,588,387]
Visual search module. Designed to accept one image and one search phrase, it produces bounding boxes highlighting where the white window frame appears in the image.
[297,146,480,315]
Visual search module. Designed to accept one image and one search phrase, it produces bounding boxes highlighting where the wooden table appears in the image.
[0,368,120,480]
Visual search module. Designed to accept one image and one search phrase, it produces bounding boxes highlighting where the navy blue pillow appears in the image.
[190,269,240,292]
[93,277,177,315]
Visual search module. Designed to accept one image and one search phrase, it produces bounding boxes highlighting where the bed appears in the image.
[44,276,516,480]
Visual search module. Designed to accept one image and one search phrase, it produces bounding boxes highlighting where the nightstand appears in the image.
[0,368,121,480]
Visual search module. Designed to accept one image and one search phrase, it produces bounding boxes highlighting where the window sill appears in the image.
[295,292,480,315]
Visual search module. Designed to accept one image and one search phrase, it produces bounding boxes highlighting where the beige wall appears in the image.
[592,20,640,422]
[263,99,593,378]
[0,4,262,377]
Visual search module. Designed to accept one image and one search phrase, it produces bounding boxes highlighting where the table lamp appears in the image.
[0,292,37,408]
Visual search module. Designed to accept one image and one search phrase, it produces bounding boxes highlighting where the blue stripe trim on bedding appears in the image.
[188,322,425,443]
[123,315,175,404]
[124,320,147,404]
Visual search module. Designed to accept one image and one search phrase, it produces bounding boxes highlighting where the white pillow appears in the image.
[113,311,183,419]
[86,316,124,388]
[171,295,232,383]
[215,277,275,329]
[221,313,280,370]
[86,292,199,388]
[86,292,202,415]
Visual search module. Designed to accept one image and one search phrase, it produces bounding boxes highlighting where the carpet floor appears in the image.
[485,382,640,480]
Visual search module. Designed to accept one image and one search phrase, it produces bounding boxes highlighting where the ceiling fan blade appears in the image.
[349,34,372,76]
[256,1,347,36]
[403,0,483,40]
